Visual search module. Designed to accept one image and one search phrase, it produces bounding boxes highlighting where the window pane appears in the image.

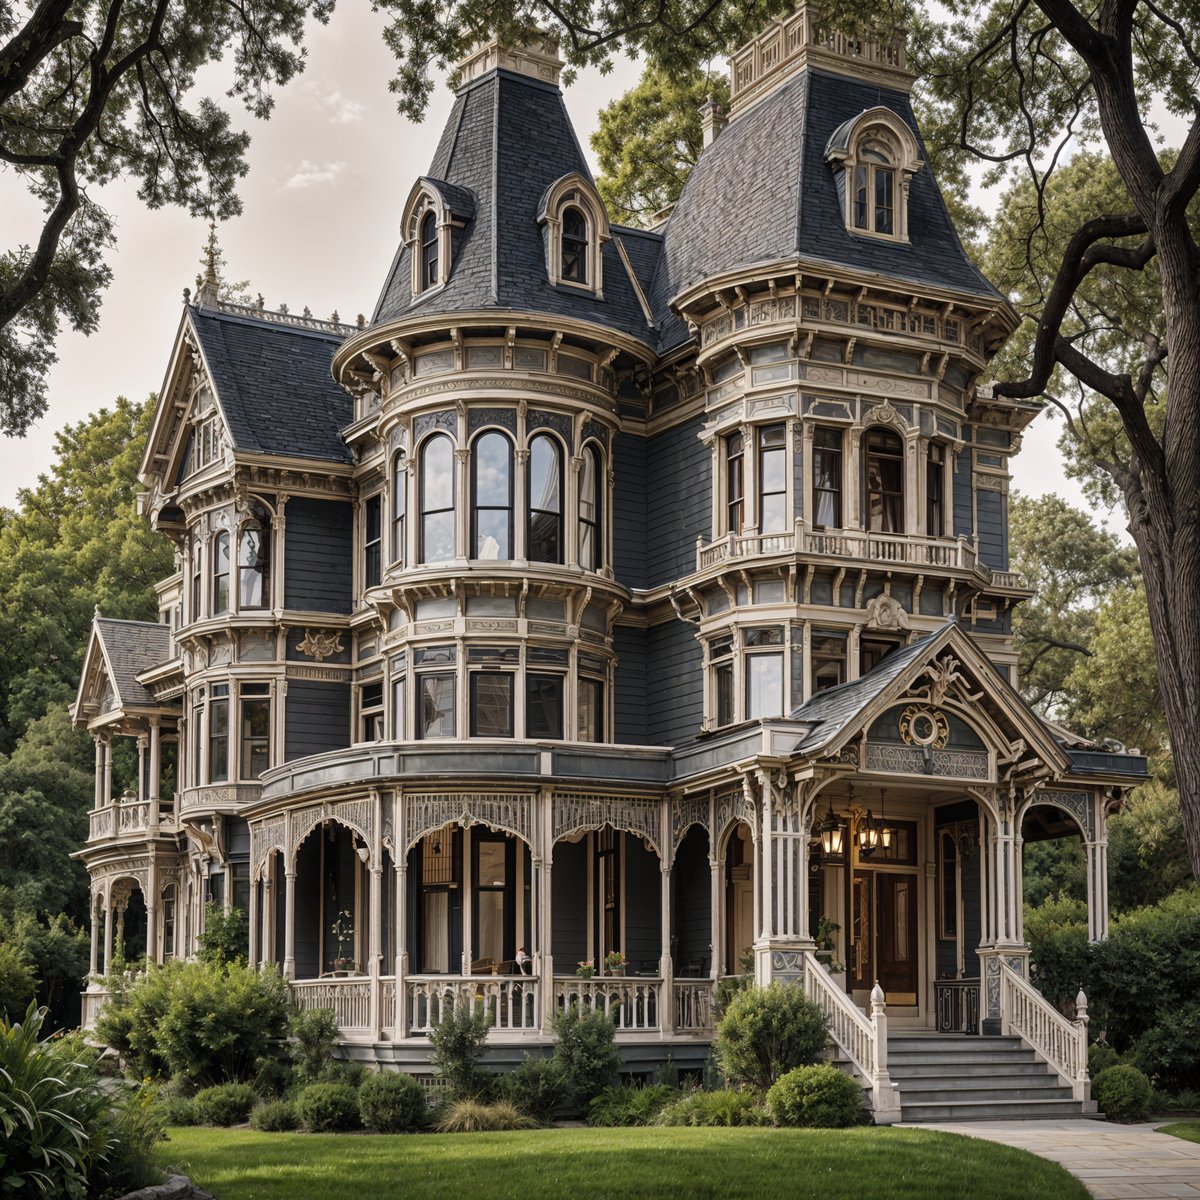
[561,207,588,284]
[477,840,507,887]
[392,676,406,739]
[477,890,505,962]
[854,165,869,228]
[760,491,787,533]
[238,526,267,608]
[528,509,561,563]
[579,447,600,570]
[423,511,455,563]
[421,212,438,290]
[210,698,229,781]
[241,698,270,778]
[746,654,783,719]
[420,674,456,738]
[875,169,894,234]
[529,436,562,564]
[422,436,454,510]
[213,533,230,615]
[577,679,603,742]
[526,674,563,739]
[473,432,511,506]
[716,663,734,726]
[364,494,382,587]
[422,890,449,972]
[471,673,513,737]
[474,508,509,559]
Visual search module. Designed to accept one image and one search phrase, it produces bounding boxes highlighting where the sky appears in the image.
[0,7,1098,515]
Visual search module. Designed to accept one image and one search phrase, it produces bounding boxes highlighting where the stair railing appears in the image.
[801,951,901,1123]
[998,960,1090,1100]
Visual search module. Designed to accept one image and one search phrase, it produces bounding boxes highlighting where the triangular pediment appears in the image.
[73,616,174,729]
[791,621,1069,783]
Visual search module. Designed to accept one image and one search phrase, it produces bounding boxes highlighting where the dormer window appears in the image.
[561,208,588,284]
[420,211,439,291]
[538,173,610,295]
[825,108,922,242]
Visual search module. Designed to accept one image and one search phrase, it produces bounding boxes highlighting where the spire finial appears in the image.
[196,221,221,307]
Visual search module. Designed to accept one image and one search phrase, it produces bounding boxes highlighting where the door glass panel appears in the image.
[422,891,449,972]
[477,891,505,963]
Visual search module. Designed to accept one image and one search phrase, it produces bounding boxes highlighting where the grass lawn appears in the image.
[1158,1120,1200,1145]
[156,1125,1089,1200]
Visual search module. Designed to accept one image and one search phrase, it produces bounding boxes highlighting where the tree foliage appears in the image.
[592,64,729,227]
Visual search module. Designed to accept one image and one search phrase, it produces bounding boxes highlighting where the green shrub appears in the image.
[587,1082,677,1126]
[193,1081,256,1126]
[715,983,828,1091]
[493,1055,566,1122]
[0,1003,164,1199]
[251,1099,300,1132]
[766,1065,863,1128]
[0,941,37,1020]
[1094,1064,1152,1122]
[552,1003,620,1107]
[295,1082,361,1131]
[197,903,249,964]
[358,1071,426,1132]
[95,959,290,1087]
[713,974,753,1018]
[430,1001,493,1097]
[1089,1042,1121,1076]
[436,1098,536,1133]
[655,1088,764,1127]
[253,1054,293,1098]
[157,1093,198,1126]
[289,1007,339,1084]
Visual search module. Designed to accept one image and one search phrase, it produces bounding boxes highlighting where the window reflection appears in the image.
[420,435,455,563]
[528,435,562,563]
[472,432,512,560]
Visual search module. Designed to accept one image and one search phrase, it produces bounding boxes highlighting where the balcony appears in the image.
[178,782,262,816]
[87,797,175,843]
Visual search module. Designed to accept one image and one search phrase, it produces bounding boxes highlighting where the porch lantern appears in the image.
[879,789,893,851]
[819,796,845,862]
[857,811,880,857]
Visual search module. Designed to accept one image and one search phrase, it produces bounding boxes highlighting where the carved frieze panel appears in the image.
[527,409,573,449]
[468,406,518,434]
[290,799,375,863]
[251,815,287,878]
[404,792,534,851]
[864,743,989,780]
[1026,789,1094,840]
[412,409,458,441]
[671,794,710,858]
[713,787,756,844]
[581,419,610,451]
[553,792,661,855]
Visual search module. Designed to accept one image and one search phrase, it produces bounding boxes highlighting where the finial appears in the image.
[94,604,101,619]
[330,309,339,324]
[196,221,221,307]
[303,305,312,318]
[183,287,191,305]
[279,302,289,315]
[256,293,265,310]
[357,314,365,329]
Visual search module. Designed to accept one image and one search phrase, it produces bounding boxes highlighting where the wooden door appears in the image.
[876,873,918,1003]
[851,872,873,990]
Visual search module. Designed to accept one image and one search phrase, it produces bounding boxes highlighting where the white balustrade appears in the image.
[88,799,161,841]
[999,961,1090,1100]
[800,952,900,1123]
[555,976,661,1032]
[380,976,397,1037]
[88,808,115,841]
[406,975,538,1035]
[673,980,715,1033]
[291,978,373,1033]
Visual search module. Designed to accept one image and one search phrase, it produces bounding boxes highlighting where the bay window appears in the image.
[758,425,787,533]
[240,682,270,778]
[528,435,563,563]
[212,532,230,615]
[866,427,904,533]
[526,673,564,739]
[359,681,385,742]
[927,442,946,537]
[238,514,270,609]
[578,445,602,570]
[812,427,843,528]
[209,684,230,782]
[726,432,745,533]
[745,627,784,719]
[472,432,513,560]
[363,494,382,587]
[420,435,455,563]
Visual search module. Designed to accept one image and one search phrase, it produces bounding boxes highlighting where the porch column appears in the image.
[1085,792,1110,943]
[755,770,815,985]
[137,735,148,804]
[248,868,260,967]
[977,789,1029,1031]
[368,858,383,1038]
[89,893,100,977]
[283,867,297,979]
[146,857,160,966]
[660,810,674,1036]
[395,842,407,1038]
[148,721,162,833]
[102,892,113,975]
[461,825,473,974]
[755,774,773,984]
[539,790,556,1037]
[94,737,105,809]
[709,844,723,980]
[102,737,113,805]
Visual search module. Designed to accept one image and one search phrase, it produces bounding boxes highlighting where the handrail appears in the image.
[999,961,1090,1100]
[800,952,900,1123]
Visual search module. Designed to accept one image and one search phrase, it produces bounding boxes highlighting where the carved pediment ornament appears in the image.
[913,653,983,707]
[296,630,344,663]
[863,592,910,632]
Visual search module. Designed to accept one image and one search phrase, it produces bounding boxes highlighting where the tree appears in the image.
[1008,493,1139,714]
[592,64,729,227]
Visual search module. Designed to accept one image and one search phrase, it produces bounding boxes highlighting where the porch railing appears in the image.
[554,976,661,1032]
[800,952,901,1123]
[935,978,981,1034]
[999,961,1090,1100]
[291,977,372,1033]
[406,975,538,1035]
[673,979,715,1034]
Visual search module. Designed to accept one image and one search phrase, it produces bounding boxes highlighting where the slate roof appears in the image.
[649,68,1001,354]
[94,618,173,710]
[188,307,353,464]
[369,69,660,345]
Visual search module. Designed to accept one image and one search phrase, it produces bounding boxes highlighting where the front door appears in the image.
[851,870,919,1004]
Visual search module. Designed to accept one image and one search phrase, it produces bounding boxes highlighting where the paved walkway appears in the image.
[917,1120,1200,1199]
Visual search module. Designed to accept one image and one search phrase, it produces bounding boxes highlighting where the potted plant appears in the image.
[815,916,841,965]
[576,959,596,979]
[603,950,627,976]
[331,908,356,973]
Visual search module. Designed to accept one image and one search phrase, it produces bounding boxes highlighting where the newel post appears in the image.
[1073,988,1091,1102]
[869,981,902,1124]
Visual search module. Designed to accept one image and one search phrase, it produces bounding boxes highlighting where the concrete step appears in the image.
[900,1098,1101,1122]
[888,1049,1042,1068]
[887,1058,1055,1078]
[898,1083,1075,1104]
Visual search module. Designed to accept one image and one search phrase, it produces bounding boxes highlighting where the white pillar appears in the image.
[146,859,159,966]
[368,861,383,1038]
[539,791,556,1036]
[136,736,148,803]
[395,851,407,1037]
[94,738,104,809]
[248,870,260,967]
[283,869,296,979]
[148,721,162,833]
[461,825,473,974]
[660,856,674,1037]
[102,738,113,805]
[89,894,100,977]
[709,847,723,979]
[102,896,113,975]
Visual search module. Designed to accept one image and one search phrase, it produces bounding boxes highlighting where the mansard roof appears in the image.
[368,68,660,344]
[650,68,1002,354]
[74,617,172,725]
[188,306,353,465]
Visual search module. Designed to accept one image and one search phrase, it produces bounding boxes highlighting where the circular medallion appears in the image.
[899,704,949,749]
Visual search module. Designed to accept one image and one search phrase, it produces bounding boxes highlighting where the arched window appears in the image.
[420,435,455,563]
[420,211,439,291]
[578,445,602,571]
[865,428,904,533]
[212,531,230,615]
[561,207,588,284]
[826,111,920,241]
[191,538,203,621]
[527,435,563,563]
[853,137,896,235]
[238,509,270,609]
[393,452,407,564]
[471,432,512,560]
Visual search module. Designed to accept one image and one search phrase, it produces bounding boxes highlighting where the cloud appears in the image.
[283,159,349,189]
[303,81,366,124]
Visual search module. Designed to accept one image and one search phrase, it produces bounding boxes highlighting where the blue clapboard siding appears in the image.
[613,433,647,589]
[614,624,649,745]
[976,487,1008,569]
[284,680,351,761]
[552,838,587,965]
[646,415,711,587]
[953,439,974,539]
[672,827,711,973]
[284,497,353,613]
[646,619,703,746]
[624,836,661,970]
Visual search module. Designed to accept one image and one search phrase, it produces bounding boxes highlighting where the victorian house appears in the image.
[73,7,1146,1121]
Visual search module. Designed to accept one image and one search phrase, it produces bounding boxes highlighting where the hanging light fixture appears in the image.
[857,809,879,857]
[819,794,845,862]
[879,788,893,852]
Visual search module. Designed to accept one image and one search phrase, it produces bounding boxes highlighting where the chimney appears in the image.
[699,96,728,147]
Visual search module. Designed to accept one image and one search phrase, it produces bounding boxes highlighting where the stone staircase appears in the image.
[884,1033,1101,1122]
